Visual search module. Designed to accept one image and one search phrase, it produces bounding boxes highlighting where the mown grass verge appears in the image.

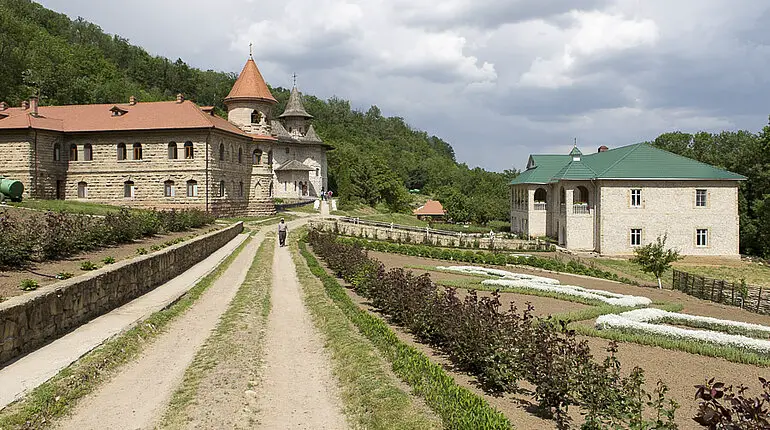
[573,324,770,367]
[297,237,512,430]
[290,232,442,429]
[160,237,274,429]
[0,236,251,429]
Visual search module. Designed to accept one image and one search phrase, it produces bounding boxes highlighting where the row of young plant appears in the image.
[0,208,215,269]
[338,236,635,285]
[309,231,676,429]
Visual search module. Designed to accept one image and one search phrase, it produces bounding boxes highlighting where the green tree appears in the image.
[631,235,682,289]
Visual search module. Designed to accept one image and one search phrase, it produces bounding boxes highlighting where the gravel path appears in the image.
[254,236,347,429]
[54,232,262,430]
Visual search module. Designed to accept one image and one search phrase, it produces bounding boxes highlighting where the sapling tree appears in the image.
[632,234,682,289]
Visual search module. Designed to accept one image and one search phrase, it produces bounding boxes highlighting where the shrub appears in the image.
[307,231,676,428]
[19,279,39,291]
[102,256,116,265]
[56,272,74,280]
[80,261,98,271]
[693,377,770,428]
[136,247,148,255]
[150,244,161,252]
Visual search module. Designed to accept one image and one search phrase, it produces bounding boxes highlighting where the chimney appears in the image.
[176,93,184,103]
[22,100,29,110]
[29,96,38,116]
[0,102,7,111]
[129,95,137,106]
[598,145,608,153]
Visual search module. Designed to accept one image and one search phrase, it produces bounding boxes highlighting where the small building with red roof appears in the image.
[413,200,446,221]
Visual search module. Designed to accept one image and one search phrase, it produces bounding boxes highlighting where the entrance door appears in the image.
[56,180,65,200]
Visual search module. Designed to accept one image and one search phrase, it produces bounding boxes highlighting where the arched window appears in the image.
[184,141,194,159]
[315,168,320,177]
[83,143,93,161]
[253,149,262,165]
[238,147,243,164]
[267,150,273,166]
[268,181,273,197]
[560,187,566,205]
[576,186,589,205]
[186,180,198,197]
[53,142,61,161]
[124,180,135,198]
[251,110,261,124]
[117,143,127,161]
[69,144,78,161]
[219,143,225,161]
[77,181,88,198]
[239,181,244,197]
[534,188,547,203]
[219,180,225,197]
[168,142,178,159]
[132,143,142,160]
[164,180,175,197]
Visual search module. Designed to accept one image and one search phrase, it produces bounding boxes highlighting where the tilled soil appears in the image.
[0,226,216,299]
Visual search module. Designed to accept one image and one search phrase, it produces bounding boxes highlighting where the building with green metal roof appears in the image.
[510,143,745,257]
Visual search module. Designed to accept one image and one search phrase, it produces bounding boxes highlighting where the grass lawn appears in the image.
[589,258,665,286]
[8,199,131,216]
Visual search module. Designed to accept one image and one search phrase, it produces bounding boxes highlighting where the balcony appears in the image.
[534,202,547,211]
[572,203,590,214]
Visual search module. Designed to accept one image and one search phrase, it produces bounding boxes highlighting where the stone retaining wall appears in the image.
[309,219,553,251]
[0,221,243,365]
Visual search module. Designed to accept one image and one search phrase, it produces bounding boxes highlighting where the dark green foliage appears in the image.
[102,256,115,265]
[337,236,633,284]
[693,377,770,429]
[307,231,677,429]
[0,208,214,268]
[649,121,770,257]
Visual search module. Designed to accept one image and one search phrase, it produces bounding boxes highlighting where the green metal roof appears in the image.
[511,143,746,185]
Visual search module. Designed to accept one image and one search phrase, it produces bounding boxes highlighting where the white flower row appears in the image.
[596,312,770,353]
[437,265,651,307]
[609,308,770,336]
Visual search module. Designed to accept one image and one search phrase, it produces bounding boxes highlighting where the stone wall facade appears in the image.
[0,222,243,365]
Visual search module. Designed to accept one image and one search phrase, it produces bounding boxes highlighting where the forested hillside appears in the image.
[0,0,513,223]
[648,120,770,258]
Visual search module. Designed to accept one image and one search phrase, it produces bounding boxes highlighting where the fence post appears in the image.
[731,282,735,306]
[710,279,716,302]
[758,287,763,313]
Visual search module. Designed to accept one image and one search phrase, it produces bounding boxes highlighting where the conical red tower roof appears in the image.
[225,58,277,104]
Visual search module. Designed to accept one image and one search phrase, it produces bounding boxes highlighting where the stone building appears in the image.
[510,143,745,257]
[0,55,330,216]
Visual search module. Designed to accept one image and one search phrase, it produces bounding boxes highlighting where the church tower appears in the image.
[224,55,277,136]
[279,85,313,139]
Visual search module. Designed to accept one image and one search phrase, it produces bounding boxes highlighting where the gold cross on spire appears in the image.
[249,42,253,58]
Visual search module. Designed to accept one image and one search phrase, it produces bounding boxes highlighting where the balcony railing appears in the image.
[573,203,590,214]
[534,202,547,211]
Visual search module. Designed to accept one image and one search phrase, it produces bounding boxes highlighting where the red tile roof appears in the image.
[225,58,277,104]
[413,200,446,216]
[0,100,276,141]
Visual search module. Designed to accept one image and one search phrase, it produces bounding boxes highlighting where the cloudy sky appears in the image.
[37,0,770,171]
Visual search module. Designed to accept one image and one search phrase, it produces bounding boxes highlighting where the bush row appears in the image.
[338,236,637,285]
[309,231,677,429]
[0,208,215,269]
[298,239,512,429]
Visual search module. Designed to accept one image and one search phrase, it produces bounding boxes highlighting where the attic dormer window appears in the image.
[110,106,128,117]
[569,146,582,162]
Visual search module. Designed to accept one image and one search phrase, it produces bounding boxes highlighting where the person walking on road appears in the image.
[278,218,288,247]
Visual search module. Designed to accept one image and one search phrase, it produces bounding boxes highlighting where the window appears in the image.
[251,110,261,124]
[124,181,135,198]
[630,229,642,246]
[696,189,707,207]
[132,143,142,160]
[168,142,178,159]
[534,188,547,203]
[560,187,566,204]
[53,142,61,161]
[219,180,225,197]
[77,181,88,198]
[83,144,93,161]
[70,144,78,161]
[164,180,175,197]
[186,180,198,197]
[267,150,273,165]
[253,149,262,165]
[184,141,194,159]
[117,143,127,160]
[269,182,273,197]
[285,148,290,154]
[238,147,243,164]
[316,168,320,177]
[239,181,244,197]
[576,186,589,204]
[696,229,709,247]
[631,189,641,207]
[219,143,225,161]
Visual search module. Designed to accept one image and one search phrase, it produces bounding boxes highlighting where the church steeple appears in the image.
[279,86,313,119]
